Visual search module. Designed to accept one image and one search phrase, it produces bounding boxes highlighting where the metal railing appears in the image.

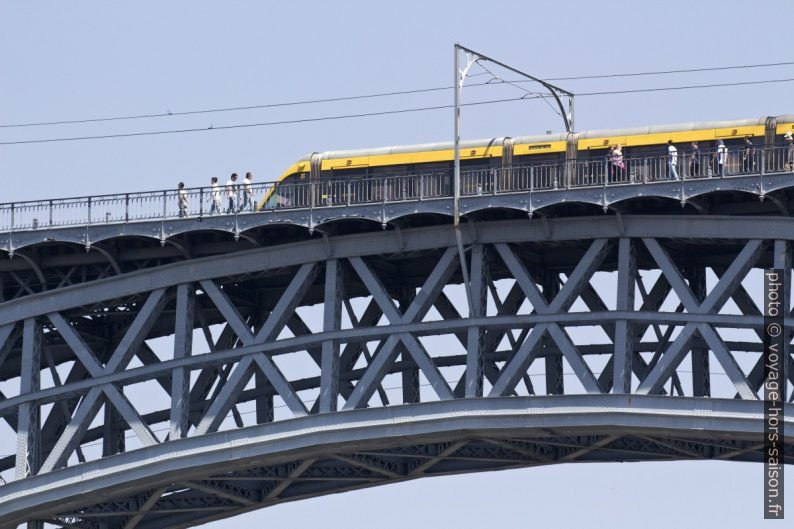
[2,145,793,232]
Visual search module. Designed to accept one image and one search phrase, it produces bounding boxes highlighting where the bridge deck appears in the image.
[2,146,793,251]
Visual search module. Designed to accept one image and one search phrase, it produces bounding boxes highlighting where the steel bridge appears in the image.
[1,149,793,528]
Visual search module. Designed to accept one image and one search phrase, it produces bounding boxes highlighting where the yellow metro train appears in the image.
[259,114,794,209]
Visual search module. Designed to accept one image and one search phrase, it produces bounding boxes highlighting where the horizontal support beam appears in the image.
[3,215,794,326]
[0,309,775,414]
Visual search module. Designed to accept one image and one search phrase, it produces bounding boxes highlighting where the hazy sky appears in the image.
[1,1,792,527]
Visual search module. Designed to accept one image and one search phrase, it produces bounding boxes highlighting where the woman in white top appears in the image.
[209,176,222,214]
[177,182,189,218]
[225,173,238,213]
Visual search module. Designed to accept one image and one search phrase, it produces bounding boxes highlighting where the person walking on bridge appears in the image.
[714,139,727,177]
[209,176,222,214]
[742,136,755,173]
[226,173,238,213]
[240,172,254,212]
[177,182,189,218]
[689,142,701,177]
[667,140,679,179]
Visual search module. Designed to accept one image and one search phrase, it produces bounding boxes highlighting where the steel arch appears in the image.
[0,214,793,529]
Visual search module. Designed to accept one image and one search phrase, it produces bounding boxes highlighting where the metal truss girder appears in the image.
[490,239,609,396]
[344,251,458,408]
[637,238,763,396]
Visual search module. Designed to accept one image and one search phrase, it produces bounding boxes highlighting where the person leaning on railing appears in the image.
[785,131,794,172]
[689,142,701,177]
[177,182,188,218]
[742,136,754,173]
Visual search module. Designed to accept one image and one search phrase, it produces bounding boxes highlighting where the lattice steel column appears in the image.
[102,403,125,457]
[15,318,41,481]
[541,272,563,395]
[170,284,194,439]
[465,244,487,398]
[613,238,636,394]
[686,266,710,397]
[399,287,420,404]
[320,259,343,413]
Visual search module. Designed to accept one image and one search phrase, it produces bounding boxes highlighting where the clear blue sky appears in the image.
[1,1,791,527]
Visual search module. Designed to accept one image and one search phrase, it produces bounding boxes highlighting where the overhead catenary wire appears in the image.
[2,77,794,146]
[1,60,793,129]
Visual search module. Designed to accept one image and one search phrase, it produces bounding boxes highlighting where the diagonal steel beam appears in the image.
[102,383,158,446]
[194,356,255,435]
[333,454,401,479]
[638,239,763,395]
[265,459,317,500]
[199,280,255,344]
[105,289,167,373]
[40,386,104,473]
[252,353,308,417]
[408,440,468,476]
[345,252,457,407]
[696,324,755,399]
[184,480,255,506]
[253,263,317,343]
[122,486,169,529]
[491,239,610,396]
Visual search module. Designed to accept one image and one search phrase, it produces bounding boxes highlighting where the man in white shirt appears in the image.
[714,139,727,177]
[177,182,189,218]
[225,173,238,213]
[667,140,679,180]
[209,176,222,214]
[240,172,254,212]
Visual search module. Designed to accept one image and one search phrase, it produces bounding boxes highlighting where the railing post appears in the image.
[761,148,765,175]
[48,200,53,227]
[162,191,167,219]
[347,181,351,206]
[492,168,497,195]
[199,188,204,217]
[530,166,534,193]
[419,174,424,200]
[125,194,129,222]
[10,203,14,233]
[87,196,92,225]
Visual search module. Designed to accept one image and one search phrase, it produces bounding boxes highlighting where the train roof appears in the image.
[298,114,794,162]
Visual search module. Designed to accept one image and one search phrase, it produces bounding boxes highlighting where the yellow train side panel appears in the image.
[713,125,765,138]
[776,122,794,134]
[512,141,567,155]
[319,146,504,170]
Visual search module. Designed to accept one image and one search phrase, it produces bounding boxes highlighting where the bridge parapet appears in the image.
[2,146,793,252]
